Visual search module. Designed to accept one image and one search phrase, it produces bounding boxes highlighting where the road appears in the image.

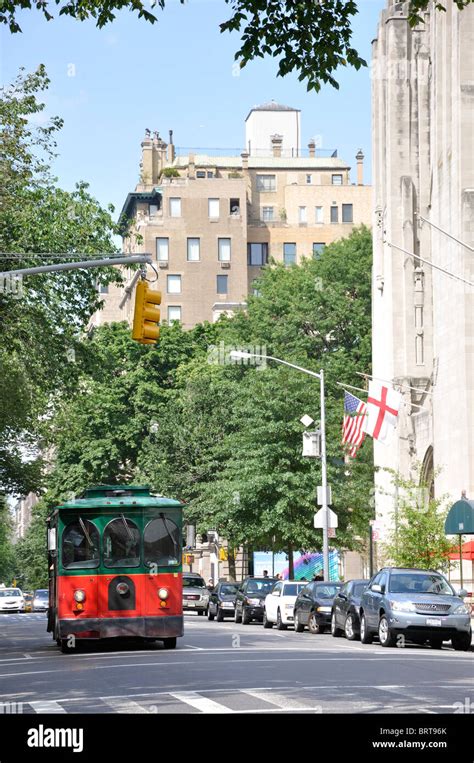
[0,612,472,715]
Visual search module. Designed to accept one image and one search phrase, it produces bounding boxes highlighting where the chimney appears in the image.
[308,139,316,158]
[271,133,283,158]
[167,129,175,163]
[356,149,364,185]
[188,152,195,179]
[140,129,154,187]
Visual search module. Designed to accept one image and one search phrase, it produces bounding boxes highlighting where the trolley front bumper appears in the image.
[58,615,183,640]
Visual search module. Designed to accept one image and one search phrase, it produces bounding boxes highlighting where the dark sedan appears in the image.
[208,582,239,622]
[294,581,343,634]
[234,577,278,624]
[331,579,369,640]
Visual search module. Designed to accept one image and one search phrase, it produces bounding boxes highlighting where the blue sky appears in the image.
[1,0,385,219]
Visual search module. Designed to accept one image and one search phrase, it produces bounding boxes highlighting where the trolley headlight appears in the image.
[73,589,86,603]
[158,588,169,600]
[116,582,129,595]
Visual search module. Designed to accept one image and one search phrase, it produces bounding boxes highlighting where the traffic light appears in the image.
[132,280,161,344]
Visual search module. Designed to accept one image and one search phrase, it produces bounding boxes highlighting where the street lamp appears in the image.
[229,351,331,581]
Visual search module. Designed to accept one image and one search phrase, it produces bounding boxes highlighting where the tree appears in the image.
[1,2,470,91]
[0,495,16,584]
[381,471,456,572]
[0,67,124,493]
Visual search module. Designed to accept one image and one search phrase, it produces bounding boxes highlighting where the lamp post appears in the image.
[229,351,330,581]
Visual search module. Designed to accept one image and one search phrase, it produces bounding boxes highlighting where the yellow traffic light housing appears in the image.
[132,280,161,344]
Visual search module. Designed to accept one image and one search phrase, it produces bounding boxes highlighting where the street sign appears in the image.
[302,431,321,457]
[372,530,380,541]
[317,485,332,505]
[328,528,336,538]
[314,507,338,529]
[300,414,314,427]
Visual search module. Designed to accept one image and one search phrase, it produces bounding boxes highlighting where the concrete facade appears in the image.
[13,492,38,542]
[92,105,372,331]
[371,2,474,557]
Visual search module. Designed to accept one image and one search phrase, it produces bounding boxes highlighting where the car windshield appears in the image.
[246,580,276,593]
[283,584,306,596]
[389,572,454,595]
[220,584,238,595]
[183,577,206,588]
[314,583,343,598]
[34,591,48,599]
[352,583,368,597]
[0,589,21,597]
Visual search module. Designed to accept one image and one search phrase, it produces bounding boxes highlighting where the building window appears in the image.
[207,171,213,178]
[169,197,181,217]
[98,284,109,294]
[230,198,240,215]
[262,206,274,221]
[187,238,200,262]
[306,174,312,184]
[149,203,159,216]
[256,174,276,192]
[196,171,206,178]
[167,275,182,294]
[342,204,353,223]
[168,306,181,323]
[331,174,343,185]
[315,206,323,223]
[156,237,169,262]
[330,205,339,223]
[313,243,325,258]
[208,198,220,218]
[298,206,307,223]
[218,238,231,262]
[284,243,296,265]
[216,275,228,294]
[247,243,268,266]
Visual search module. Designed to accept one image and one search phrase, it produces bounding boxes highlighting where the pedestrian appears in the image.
[207,578,214,591]
[312,573,324,581]
[263,570,269,578]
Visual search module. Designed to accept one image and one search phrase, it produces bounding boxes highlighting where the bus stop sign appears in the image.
[444,499,474,535]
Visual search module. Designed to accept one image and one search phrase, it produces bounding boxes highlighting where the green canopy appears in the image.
[444,499,474,535]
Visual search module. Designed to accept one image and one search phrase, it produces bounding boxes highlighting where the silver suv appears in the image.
[182,573,210,616]
[359,567,471,650]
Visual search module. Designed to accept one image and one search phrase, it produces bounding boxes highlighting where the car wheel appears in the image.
[242,608,251,625]
[452,631,472,651]
[294,610,304,633]
[331,611,343,637]
[344,613,358,641]
[216,607,224,622]
[207,607,215,621]
[360,613,373,644]
[198,610,204,616]
[276,609,287,630]
[378,615,397,647]
[308,612,323,635]
[263,611,273,629]
[162,638,177,650]
[234,607,242,624]
[429,638,443,649]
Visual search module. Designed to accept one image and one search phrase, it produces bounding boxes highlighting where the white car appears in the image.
[0,587,25,613]
[263,580,308,629]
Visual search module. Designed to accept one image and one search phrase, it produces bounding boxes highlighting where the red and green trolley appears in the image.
[46,485,184,652]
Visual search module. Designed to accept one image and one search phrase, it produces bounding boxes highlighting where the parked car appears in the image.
[207,581,239,621]
[234,577,278,624]
[359,567,472,650]
[294,581,343,634]
[32,589,49,612]
[331,579,369,640]
[263,580,308,629]
[23,593,33,613]
[182,573,210,616]
[0,587,25,613]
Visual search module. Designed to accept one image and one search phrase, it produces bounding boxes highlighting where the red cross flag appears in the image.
[363,381,402,444]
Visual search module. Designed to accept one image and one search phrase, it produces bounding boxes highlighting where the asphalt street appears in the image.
[0,612,472,715]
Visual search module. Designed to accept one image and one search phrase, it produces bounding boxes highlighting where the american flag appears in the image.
[342,390,367,458]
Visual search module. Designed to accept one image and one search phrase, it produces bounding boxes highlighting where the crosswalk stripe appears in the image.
[168,691,234,713]
[241,689,318,711]
[30,700,67,714]
[102,697,151,713]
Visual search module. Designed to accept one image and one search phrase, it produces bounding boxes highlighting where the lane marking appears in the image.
[169,691,234,713]
[30,700,67,714]
[241,689,318,711]
[102,697,152,714]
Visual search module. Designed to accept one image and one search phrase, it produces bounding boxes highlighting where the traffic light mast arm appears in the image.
[0,254,153,278]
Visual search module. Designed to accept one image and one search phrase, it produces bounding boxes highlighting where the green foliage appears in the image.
[381,471,456,573]
[161,167,180,178]
[0,495,16,584]
[12,502,49,590]
[2,2,470,91]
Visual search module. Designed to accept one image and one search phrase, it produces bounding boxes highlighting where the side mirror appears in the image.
[272,590,280,596]
[338,593,347,600]
[371,584,382,593]
[47,528,57,552]
[457,588,468,598]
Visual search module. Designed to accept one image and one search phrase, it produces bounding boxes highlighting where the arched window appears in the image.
[421,445,435,500]
[144,514,180,567]
[62,519,100,569]
[103,517,140,568]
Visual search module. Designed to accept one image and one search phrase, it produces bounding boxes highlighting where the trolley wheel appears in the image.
[162,637,177,650]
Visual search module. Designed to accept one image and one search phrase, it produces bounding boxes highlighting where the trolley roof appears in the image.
[55,485,184,510]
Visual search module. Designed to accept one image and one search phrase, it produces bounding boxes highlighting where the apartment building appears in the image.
[93,102,372,330]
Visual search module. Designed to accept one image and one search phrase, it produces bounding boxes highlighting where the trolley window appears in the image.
[103,516,140,568]
[62,518,100,569]
[144,514,181,567]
